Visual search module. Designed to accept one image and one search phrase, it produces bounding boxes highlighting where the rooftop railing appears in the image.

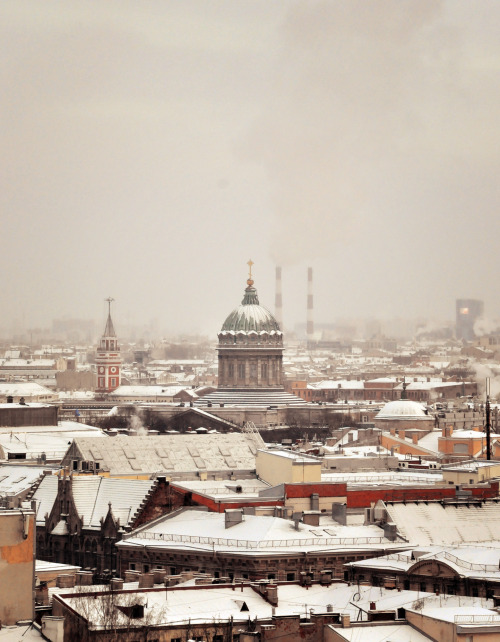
[126,531,387,548]
[455,614,500,624]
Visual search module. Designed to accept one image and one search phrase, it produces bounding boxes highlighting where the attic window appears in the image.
[8,453,26,460]
[117,604,144,619]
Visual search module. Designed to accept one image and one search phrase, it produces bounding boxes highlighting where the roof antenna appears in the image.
[486,377,491,460]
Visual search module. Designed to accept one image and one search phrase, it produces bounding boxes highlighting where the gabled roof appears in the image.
[32,474,155,529]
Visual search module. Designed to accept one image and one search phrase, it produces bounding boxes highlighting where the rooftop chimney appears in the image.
[307,267,314,342]
[275,266,283,329]
[225,509,243,529]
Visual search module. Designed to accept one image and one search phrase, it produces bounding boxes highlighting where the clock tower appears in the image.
[95,297,121,394]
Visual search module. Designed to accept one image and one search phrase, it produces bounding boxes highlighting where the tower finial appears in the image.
[247,259,254,286]
[105,297,114,315]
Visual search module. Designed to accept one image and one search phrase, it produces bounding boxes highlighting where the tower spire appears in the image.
[103,297,116,337]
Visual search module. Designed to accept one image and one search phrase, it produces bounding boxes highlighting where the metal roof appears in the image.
[221,283,281,333]
[32,474,155,529]
[66,433,259,475]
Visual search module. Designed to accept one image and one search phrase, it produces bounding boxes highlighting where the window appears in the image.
[111,378,116,387]
[286,572,295,581]
[238,363,245,379]
[228,363,234,377]
[261,363,268,379]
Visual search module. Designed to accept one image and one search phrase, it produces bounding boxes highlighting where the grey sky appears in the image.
[1,1,499,337]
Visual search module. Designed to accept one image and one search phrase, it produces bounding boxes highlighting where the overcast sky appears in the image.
[1,1,499,338]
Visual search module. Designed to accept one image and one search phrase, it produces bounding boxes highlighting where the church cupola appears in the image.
[95,297,121,394]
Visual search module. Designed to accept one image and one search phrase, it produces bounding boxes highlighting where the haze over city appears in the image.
[2,0,500,336]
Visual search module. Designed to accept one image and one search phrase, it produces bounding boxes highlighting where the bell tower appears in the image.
[95,297,121,394]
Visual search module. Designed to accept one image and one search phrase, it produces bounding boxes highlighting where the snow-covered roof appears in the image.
[0,465,49,497]
[66,433,260,475]
[120,509,401,554]
[376,399,429,420]
[0,382,56,397]
[385,501,500,546]
[32,474,155,529]
[109,385,188,397]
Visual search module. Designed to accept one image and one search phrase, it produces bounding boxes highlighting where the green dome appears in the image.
[221,284,281,333]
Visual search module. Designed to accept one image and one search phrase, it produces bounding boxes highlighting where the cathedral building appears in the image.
[95,298,121,394]
[197,263,304,408]
[218,263,284,390]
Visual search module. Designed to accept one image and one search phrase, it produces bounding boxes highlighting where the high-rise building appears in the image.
[456,299,484,341]
[95,298,121,393]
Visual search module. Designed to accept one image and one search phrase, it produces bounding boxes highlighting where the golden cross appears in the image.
[247,259,254,280]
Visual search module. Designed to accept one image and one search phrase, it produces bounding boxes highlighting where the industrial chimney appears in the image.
[307,267,314,342]
[275,266,283,329]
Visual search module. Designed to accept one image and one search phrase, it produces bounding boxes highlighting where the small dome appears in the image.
[376,399,429,420]
[221,283,281,333]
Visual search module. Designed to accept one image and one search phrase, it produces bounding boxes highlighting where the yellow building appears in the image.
[256,448,322,486]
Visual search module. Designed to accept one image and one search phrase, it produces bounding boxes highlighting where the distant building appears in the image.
[456,298,484,341]
[217,267,284,391]
[0,382,58,403]
[95,298,121,394]
[197,264,306,408]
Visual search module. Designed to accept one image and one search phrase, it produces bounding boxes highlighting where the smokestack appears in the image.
[307,267,314,341]
[275,266,283,329]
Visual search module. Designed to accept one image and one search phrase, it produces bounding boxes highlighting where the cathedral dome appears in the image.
[221,282,281,334]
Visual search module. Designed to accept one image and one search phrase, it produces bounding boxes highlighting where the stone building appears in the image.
[32,471,157,579]
[347,546,500,599]
[217,269,284,390]
[196,265,306,409]
[116,508,405,583]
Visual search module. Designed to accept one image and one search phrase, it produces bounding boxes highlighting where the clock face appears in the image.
[98,367,104,374]
[110,366,117,374]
